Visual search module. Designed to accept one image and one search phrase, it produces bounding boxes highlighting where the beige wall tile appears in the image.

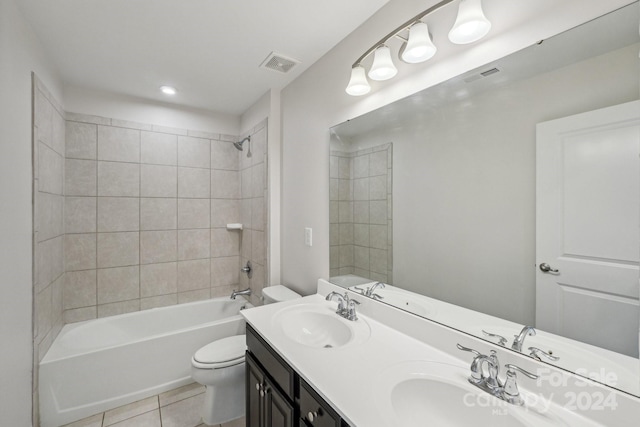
[251,230,265,266]
[178,199,210,229]
[353,154,369,178]
[140,230,177,264]
[250,128,266,162]
[353,177,369,201]
[178,167,210,198]
[370,248,388,274]
[177,259,210,291]
[140,198,177,231]
[140,294,177,310]
[240,167,251,198]
[211,256,239,287]
[98,299,139,318]
[34,285,52,342]
[63,306,97,324]
[354,246,370,270]
[369,200,387,224]
[178,229,210,260]
[353,224,370,247]
[251,197,265,232]
[140,262,177,297]
[211,199,240,228]
[65,197,97,233]
[241,199,252,229]
[177,289,210,304]
[97,232,139,268]
[178,136,210,168]
[369,150,387,176]
[353,201,369,223]
[66,121,97,160]
[369,224,387,249]
[97,266,140,304]
[211,169,239,199]
[251,163,265,198]
[66,159,96,196]
[211,140,239,170]
[141,131,177,165]
[39,143,64,194]
[98,161,140,197]
[98,197,140,232]
[369,175,387,200]
[141,164,177,197]
[97,125,140,162]
[36,235,64,290]
[65,233,96,271]
[38,192,64,242]
[211,228,240,258]
[64,270,96,309]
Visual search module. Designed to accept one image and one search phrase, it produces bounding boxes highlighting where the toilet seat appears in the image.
[192,335,246,369]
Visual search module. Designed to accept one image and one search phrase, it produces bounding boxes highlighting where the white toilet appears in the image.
[190,285,301,425]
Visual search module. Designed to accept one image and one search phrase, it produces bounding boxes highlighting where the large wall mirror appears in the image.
[329,2,640,396]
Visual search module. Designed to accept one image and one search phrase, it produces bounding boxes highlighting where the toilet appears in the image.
[190,285,301,425]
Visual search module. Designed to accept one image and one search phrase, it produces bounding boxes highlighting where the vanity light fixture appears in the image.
[160,85,177,95]
[346,0,491,96]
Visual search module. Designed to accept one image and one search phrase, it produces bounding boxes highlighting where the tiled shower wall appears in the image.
[33,76,66,424]
[329,143,393,284]
[62,113,251,322]
[238,120,268,307]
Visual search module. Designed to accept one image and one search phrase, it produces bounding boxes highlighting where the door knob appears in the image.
[539,263,559,273]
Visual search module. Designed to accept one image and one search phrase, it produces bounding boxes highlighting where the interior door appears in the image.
[536,100,640,357]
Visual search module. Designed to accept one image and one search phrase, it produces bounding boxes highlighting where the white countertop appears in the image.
[242,283,640,426]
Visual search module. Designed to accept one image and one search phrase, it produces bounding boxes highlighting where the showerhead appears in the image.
[233,136,252,157]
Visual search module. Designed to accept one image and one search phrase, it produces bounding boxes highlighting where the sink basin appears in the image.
[272,303,370,349]
[373,361,598,427]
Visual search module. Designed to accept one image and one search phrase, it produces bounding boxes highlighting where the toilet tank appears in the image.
[263,285,301,304]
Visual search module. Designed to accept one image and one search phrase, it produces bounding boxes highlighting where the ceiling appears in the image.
[18,0,389,115]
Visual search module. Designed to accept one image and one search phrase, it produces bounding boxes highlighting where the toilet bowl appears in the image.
[191,285,301,425]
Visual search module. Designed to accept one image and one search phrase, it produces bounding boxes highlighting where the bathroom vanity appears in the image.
[242,280,640,427]
[246,324,348,427]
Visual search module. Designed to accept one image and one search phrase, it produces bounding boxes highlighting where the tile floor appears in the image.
[61,383,245,427]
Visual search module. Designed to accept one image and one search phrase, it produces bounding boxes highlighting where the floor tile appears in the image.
[103,396,159,426]
[61,413,103,427]
[160,393,206,427]
[159,382,205,407]
[221,417,245,427]
[110,409,161,427]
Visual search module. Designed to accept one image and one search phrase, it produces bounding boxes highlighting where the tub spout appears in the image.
[231,288,251,300]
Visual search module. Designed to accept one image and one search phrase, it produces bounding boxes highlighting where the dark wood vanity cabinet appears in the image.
[246,325,349,427]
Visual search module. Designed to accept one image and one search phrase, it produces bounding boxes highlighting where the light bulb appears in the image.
[448,0,491,44]
[368,45,398,81]
[401,21,437,63]
[345,66,371,96]
[160,86,177,95]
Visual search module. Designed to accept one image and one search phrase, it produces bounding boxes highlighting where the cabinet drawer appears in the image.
[298,378,340,427]
[247,324,295,400]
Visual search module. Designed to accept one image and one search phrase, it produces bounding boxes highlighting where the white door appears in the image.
[536,100,640,357]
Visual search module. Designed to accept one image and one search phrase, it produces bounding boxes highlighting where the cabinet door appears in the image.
[246,354,264,427]
[264,377,294,427]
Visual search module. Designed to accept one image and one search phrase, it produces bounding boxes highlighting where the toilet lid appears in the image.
[194,335,246,366]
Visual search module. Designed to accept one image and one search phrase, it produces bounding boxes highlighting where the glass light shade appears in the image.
[368,45,398,81]
[345,66,371,96]
[448,0,491,44]
[401,22,437,63]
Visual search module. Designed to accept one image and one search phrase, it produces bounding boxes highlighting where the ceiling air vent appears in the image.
[480,67,500,77]
[464,67,501,83]
[260,52,300,74]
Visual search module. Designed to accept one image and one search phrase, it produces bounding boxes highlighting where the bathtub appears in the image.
[39,297,251,427]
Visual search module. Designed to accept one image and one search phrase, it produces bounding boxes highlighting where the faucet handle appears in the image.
[352,286,366,295]
[528,346,560,362]
[482,330,508,346]
[346,298,360,321]
[502,364,538,406]
[456,343,482,357]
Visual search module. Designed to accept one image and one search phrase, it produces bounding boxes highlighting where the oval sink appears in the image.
[272,303,370,349]
[374,361,581,427]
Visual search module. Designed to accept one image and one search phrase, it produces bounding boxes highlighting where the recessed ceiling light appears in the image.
[160,86,177,95]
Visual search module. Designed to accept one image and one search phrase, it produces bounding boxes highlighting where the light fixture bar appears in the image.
[351,0,456,68]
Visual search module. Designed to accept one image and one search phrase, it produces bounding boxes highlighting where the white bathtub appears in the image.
[39,297,251,427]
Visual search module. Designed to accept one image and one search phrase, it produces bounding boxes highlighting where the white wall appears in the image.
[64,85,240,136]
[280,0,633,295]
[0,0,62,424]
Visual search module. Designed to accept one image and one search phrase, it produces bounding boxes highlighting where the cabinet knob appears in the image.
[255,383,261,391]
[307,411,319,422]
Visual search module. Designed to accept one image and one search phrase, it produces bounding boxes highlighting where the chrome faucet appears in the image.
[512,326,536,352]
[457,344,538,406]
[353,282,385,299]
[230,288,251,299]
[325,292,360,321]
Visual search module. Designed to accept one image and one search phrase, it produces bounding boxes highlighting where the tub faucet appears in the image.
[512,326,536,352]
[231,288,251,300]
